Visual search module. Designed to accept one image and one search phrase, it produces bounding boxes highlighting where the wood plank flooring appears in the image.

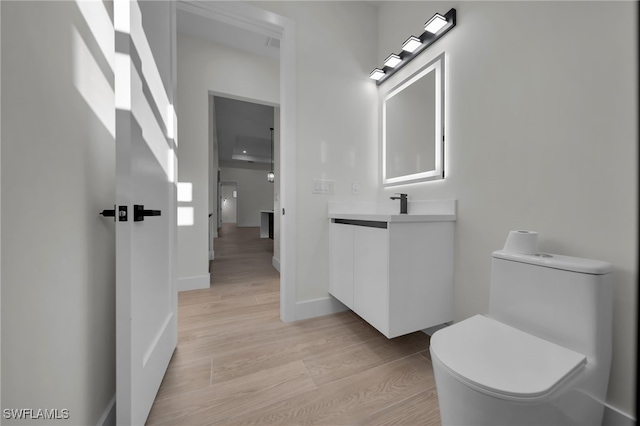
[147,223,441,425]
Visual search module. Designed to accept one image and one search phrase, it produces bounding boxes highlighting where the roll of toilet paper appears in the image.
[502,230,538,254]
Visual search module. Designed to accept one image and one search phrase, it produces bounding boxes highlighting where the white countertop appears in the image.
[327,199,457,223]
[329,212,456,223]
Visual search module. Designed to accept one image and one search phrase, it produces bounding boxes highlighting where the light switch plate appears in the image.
[313,179,334,194]
[351,183,359,195]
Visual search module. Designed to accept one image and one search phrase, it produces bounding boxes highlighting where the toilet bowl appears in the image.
[430,250,613,426]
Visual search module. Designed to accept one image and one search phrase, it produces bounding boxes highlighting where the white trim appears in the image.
[209,250,215,260]
[0,2,3,416]
[176,0,297,322]
[293,297,349,321]
[602,403,636,426]
[272,256,280,272]
[178,275,210,292]
[96,395,116,426]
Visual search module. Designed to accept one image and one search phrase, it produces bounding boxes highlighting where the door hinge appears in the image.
[282,208,285,215]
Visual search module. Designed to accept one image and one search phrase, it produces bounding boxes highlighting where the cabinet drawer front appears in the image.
[353,226,389,336]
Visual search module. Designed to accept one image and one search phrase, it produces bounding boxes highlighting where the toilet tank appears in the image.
[489,251,613,360]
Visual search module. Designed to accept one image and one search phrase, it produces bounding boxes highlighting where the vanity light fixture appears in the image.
[384,54,402,68]
[369,68,385,81]
[424,13,448,34]
[401,36,422,53]
[369,8,456,85]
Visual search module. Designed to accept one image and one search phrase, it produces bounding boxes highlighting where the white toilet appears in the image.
[430,250,613,426]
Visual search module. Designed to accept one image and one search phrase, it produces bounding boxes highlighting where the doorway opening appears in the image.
[176,0,296,322]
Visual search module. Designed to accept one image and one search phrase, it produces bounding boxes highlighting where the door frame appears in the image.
[176,0,296,322]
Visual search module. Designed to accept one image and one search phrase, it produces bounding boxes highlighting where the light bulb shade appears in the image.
[401,36,422,53]
[384,54,402,68]
[369,68,385,81]
[267,171,275,183]
[424,13,447,34]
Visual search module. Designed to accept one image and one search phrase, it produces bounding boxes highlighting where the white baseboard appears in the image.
[178,274,210,292]
[96,395,116,426]
[602,403,636,426]
[209,250,215,260]
[272,256,280,272]
[293,296,349,321]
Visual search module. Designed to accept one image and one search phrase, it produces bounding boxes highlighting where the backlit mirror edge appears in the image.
[380,52,446,187]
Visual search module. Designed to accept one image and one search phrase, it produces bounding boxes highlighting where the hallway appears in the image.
[146,224,440,425]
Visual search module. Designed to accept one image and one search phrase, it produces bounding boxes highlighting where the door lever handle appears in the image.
[100,206,116,219]
[134,204,161,222]
[100,205,128,221]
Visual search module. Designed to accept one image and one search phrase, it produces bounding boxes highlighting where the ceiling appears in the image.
[176,8,278,168]
[214,96,275,167]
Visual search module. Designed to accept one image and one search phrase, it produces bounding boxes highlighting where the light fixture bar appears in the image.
[424,13,448,34]
[373,8,456,86]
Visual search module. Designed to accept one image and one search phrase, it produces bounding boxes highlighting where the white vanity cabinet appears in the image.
[329,216,454,338]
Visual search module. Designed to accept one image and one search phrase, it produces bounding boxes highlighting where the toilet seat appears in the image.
[430,315,586,400]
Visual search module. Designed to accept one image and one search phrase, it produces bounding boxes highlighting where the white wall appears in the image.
[1,1,3,416]
[219,167,274,227]
[377,1,637,418]
[251,2,380,302]
[176,32,278,283]
[1,1,115,424]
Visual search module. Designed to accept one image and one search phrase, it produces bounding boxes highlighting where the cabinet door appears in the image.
[329,223,354,308]
[353,226,389,336]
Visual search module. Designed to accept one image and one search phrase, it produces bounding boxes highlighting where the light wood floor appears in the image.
[147,223,441,425]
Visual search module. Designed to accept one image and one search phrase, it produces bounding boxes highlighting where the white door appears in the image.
[115,1,177,425]
[220,183,238,224]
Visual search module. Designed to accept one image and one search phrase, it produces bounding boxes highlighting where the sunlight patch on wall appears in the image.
[177,182,193,202]
[130,62,172,180]
[177,207,194,227]
[114,0,173,182]
[75,0,114,71]
[168,149,176,183]
[130,1,172,138]
[114,0,131,34]
[115,52,131,111]
[167,104,176,141]
[72,27,115,138]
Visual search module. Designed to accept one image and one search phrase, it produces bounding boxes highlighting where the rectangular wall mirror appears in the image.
[382,53,445,186]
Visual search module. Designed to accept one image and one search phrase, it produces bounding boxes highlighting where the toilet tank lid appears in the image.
[430,315,587,399]
[492,250,613,275]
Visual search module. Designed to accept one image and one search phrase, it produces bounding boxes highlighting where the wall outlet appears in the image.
[351,183,359,195]
[313,179,334,194]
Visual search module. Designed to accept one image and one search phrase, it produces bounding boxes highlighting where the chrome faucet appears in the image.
[390,193,408,214]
